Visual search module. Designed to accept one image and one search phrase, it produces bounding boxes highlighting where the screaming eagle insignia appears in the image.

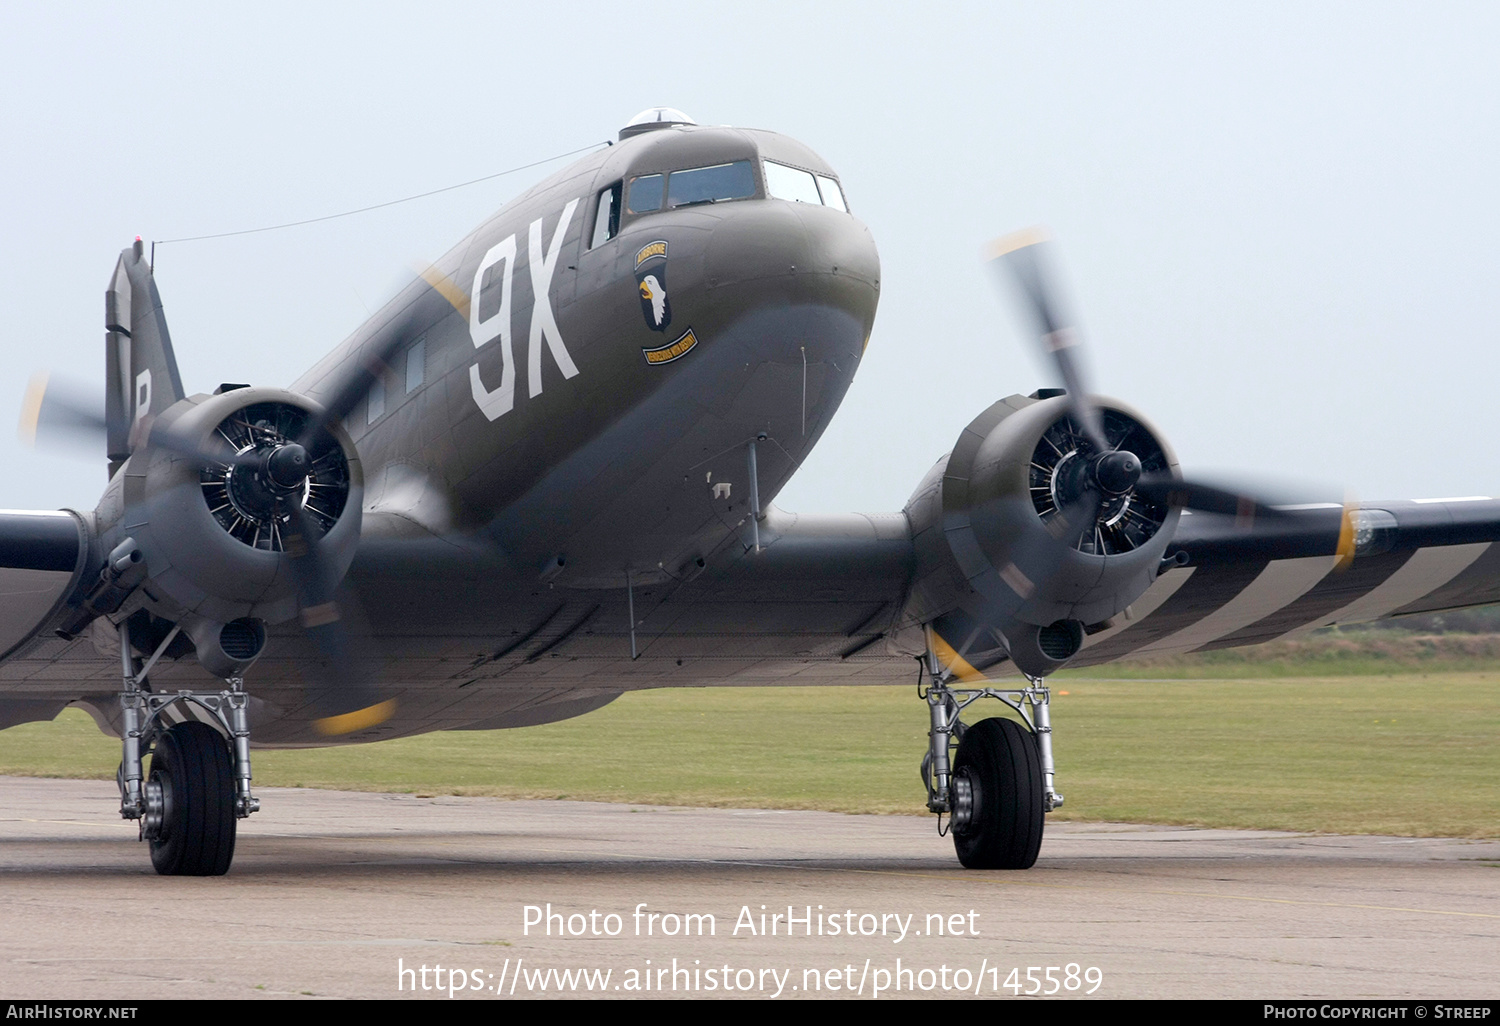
[635,240,672,331]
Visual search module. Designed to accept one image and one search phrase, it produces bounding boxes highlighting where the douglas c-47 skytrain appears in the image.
[9,108,1500,875]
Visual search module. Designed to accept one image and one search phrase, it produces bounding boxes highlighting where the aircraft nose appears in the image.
[704,200,880,334]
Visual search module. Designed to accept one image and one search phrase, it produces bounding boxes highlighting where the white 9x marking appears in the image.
[468,198,580,421]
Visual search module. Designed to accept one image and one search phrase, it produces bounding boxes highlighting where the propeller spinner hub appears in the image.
[223,453,304,528]
[200,401,351,552]
[266,443,310,490]
[1030,409,1171,556]
[1094,450,1141,495]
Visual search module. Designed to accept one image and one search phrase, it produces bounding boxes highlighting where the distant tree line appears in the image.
[1339,604,1500,634]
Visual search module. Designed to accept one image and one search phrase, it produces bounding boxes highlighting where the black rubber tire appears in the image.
[951,717,1044,870]
[148,722,236,876]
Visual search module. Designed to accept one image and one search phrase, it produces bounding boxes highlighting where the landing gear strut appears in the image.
[116,620,258,876]
[919,636,1062,870]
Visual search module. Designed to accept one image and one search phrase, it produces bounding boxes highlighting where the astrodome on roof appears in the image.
[625,107,697,128]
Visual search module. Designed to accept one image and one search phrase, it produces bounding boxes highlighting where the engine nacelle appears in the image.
[924,392,1180,674]
[101,386,362,664]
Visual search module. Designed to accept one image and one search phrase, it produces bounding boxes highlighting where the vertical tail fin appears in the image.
[105,239,185,475]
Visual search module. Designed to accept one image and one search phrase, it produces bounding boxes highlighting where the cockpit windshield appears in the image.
[666,161,755,207]
[627,160,757,217]
[627,174,664,214]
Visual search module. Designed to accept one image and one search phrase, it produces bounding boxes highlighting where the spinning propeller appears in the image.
[22,274,446,735]
[988,228,1291,549]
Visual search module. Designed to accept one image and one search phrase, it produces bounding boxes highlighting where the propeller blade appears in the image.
[296,269,455,449]
[1046,486,1105,552]
[987,229,1110,453]
[1135,472,1293,525]
[260,265,466,732]
[140,418,264,469]
[19,373,107,449]
[222,264,458,732]
[149,264,458,469]
[282,496,394,735]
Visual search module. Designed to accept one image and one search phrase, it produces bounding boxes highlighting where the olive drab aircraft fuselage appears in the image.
[7,108,1500,875]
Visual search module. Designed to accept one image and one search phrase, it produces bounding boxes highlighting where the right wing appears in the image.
[0,509,90,727]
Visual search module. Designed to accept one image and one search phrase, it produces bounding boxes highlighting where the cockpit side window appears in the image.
[666,160,755,207]
[764,161,822,204]
[816,174,847,212]
[590,181,621,248]
[764,161,849,213]
[627,174,664,214]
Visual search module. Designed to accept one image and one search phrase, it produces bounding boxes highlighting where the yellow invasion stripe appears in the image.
[929,630,988,683]
[415,263,471,321]
[314,698,398,737]
[1334,499,1358,571]
[17,372,47,446]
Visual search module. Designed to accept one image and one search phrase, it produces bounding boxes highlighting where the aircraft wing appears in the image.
[3,493,1499,730]
[1072,496,1500,666]
[0,510,90,728]
[350,492,1500,694]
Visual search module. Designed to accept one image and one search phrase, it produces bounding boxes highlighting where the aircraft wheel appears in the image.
[951,717,1044,870]
[148,722,236,876]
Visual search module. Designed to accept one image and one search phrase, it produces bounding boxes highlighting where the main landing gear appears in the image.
[115,620,259,876]
[918,640,1063,870]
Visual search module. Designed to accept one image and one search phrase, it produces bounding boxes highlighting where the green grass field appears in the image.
[2,657,1496,838]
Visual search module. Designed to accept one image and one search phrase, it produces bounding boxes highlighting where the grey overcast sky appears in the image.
[3,2,1498,514]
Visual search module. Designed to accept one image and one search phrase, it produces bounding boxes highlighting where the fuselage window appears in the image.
[667,160,755,207]
[764,160,821,205]
[367,376,386,424]
[628,174,664,214]
[816,174,847,212]
[405,337,425,394]
[591,181,621,247]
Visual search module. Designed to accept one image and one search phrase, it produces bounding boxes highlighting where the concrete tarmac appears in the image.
[1,776,1497,1000]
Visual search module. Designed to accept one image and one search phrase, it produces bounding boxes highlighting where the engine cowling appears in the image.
[929,392,1180,674]
[102,386,363,673]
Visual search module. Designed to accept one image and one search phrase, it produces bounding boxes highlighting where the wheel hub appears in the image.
[950,768,977,832]
[142,774,169,842]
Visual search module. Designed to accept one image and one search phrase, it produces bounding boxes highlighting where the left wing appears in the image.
[1074,497,1500,666]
